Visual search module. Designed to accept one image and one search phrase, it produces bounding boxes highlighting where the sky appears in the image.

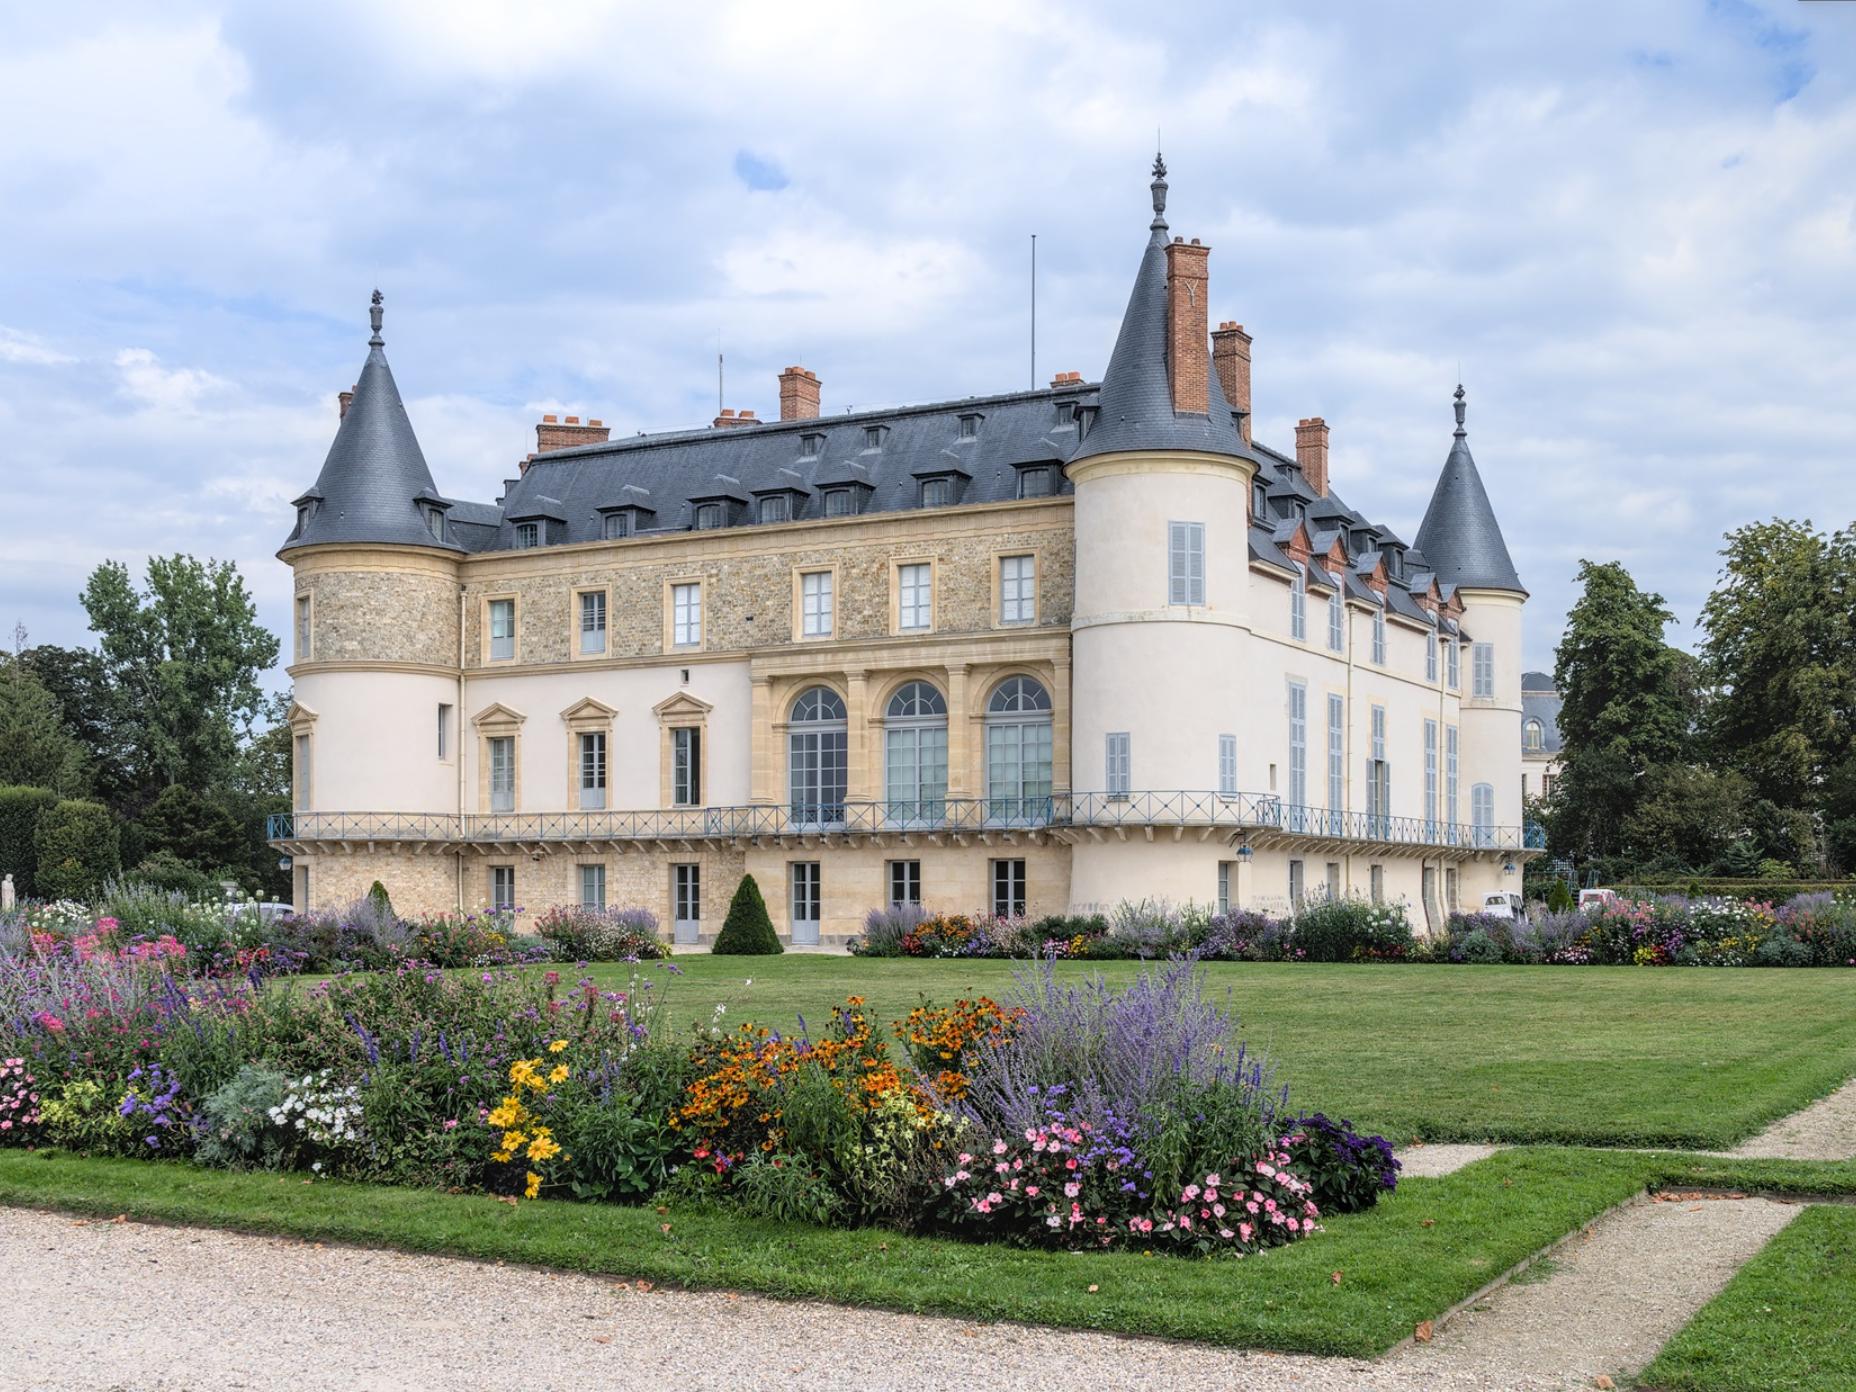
[1,0,1852,682]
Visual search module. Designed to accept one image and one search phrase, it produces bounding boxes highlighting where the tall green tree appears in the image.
[1550,560,1695,864]
[80,556,280,814]
[1700,519,1856,822]
[0,658,88,794]
[20,642,124,799]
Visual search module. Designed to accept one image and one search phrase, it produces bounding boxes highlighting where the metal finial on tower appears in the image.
[368,289,384,348]
[1150,151,1169,231]
[1453,382,1467,438]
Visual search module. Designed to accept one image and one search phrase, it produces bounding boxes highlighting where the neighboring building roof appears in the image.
[1522,671,1564,755]
[1521,670,1557,693]
[282,292,459,553]
[1414,385,1524,595]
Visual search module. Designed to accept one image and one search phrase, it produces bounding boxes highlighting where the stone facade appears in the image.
[292,550,460,669]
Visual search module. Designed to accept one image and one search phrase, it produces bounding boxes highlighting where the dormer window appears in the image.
[424,505,445,541]
[958,414,979,440]
[694,503,723,531]
[1252,480,1267,520]
[1016,466,1054,499]
[514,522,540,549]
[801,432,825,458]
[758,494,790,525]
[296,504,312,533]
[920,477,950,508]
[1056,401,1076,427]
[823,488,854,518]
[863,425,886,450]
[603,512,630,540]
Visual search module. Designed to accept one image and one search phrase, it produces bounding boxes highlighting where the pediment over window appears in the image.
[559,696,619,727]
[471,701,527,730]
[285,699,319,731]
[652,691,713,722]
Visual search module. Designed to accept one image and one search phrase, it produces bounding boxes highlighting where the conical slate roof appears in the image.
[282,292,458,552]
[1071,156,1255,465]
[1414,386,1523,594]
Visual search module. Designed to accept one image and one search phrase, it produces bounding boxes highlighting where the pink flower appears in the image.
[1205,1172,1222,1187]
[1213,1203,1226,1217]
[1063,1182,1080,1198]
[1239,1222,1253,1241]
[1182,1183,1201,1201]
[1025,1185,1040,1197]
[992,1140,1007,1155]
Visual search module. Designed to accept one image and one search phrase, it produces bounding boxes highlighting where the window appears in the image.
[1017,466,1054,499]
[489,599,515,662]
[1447,640,1460,689]
[898,562,932,631]
[1287,681,1307,827]
[490,865,516,911]
[800,570,834,637]
[823,488,853,517]
[672,726,702,807]
[1366,705,1389,836]
[1219,733,1237,796]
[488,735,515,813]
[1327,591,1344,652]
[1326,862,1341,901]
[1168,521,1206,605]
[758,495,789,525]
[801,432,825,458]
[672,583,702,647]
[514,522,540,549]
[1472,783,1495,846]
[437,704,452,760]
[1327,693,1344,826]
[578,731,606,810]
[1289,858,1305,906]
[1056,401,1077,427]
[673,864,701,939]
[579,863,606,909]
[884,681,948,826]
[579,590,607,656]
[790,861,822,942]
[1424,719,1438,840]
[1217,861,1233,915]
[1290,570,1306,640]
[1105,732,1131,797]
[888,859,922,907]
[1426,631,1438,683]
[788,686,848,827]
[425,505,445,541]
[694,502,723,530]
[1473,642,1494,698]
[295,595,311,660]
[1446,725,1460,841]
[1524,718,1544,751]
[920,477,950,508]
[293,733,311,811]
[1446,866,1459,911]
[991,859,1027,918]
[985,676,1053,823]
[1252,479,1267,520]
[1371,607,1386,665]
[958,414,979,440]
[999,554,1035,624]
[1369,864,1385,904]
[603,512,630,540]
[864,425,884,449]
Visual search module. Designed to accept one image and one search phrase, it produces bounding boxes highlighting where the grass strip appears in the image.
[1641,1204,1856,1392]
[0,1146,1655,1356]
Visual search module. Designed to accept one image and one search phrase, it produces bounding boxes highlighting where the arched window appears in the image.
[787,686,847,827]
[984,676,1053,824]
[883,681,948,826]
[1471,782,1495,847]
[1523,718,1544,752]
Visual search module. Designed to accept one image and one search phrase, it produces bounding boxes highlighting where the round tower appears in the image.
[1066,158,1259,908]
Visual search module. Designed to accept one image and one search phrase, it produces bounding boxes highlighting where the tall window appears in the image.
[984,676,1052,823]
[1105,732,1131,796]
[1168,522,1206,605]
[1326,693,1344,829]
[1471,782,1495,846]
[579,590,607,656]
[1473,642,1494,698]
[1366,705,1389,836]
[579,864,606,909]
[489,599,515,661]
[991,858,1028,918]
[1426,631,1437,682]
[898,563,932,631]
[1287,681,1307,828]
[672,727,702,807]
[1217,861,1232,915]
[293,734,310,811]
[888,859,922,907]
[1000,554,1035,624]
[1446,725,1460,843]
[1524,718,1544,751]
[788,686,848,827]
[295,595,311,660]
[1369,864,1384,904]
[1447,640,1460,689]
[801,570,834,637]
[437,703,451,760]
[488,735,515,813]
[1219,734,1237,797]
[491,865,515,910]
[672,583,701,647]
[1327,590,1344,652]
[673,864,701,938]
[1289,858,1305,906]
[1371,607,1386,665]
[1423,719,1438,840]
[883,681,947,826]
[1290,570,1306,640]
[578,732,606,810]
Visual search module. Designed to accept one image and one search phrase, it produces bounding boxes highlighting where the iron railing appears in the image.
[268,793,1545,853]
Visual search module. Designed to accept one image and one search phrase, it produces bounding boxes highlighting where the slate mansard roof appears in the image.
[1522,671,1564,755]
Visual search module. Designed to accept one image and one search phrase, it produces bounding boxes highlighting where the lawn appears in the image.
[587,957,1856,1149]
[1642,1203,1856,1392]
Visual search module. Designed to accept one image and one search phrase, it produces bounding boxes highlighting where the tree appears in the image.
[0,785,60,899]
[19,643,124,797]
[712,873,783,955]
[134,784,248,875]
[0,659,87,795]
[1550,560,1695,864]
[80,555,280,815]
[1621,765,1750,874]
[34,798,120,900]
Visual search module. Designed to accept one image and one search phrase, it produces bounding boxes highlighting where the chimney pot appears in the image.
[565,415,579,425]
[1294,416,1331,497]
[779,364,822,420]
[338,387,355,421]
[588,418,602,427]
[542,414,558,424]
[534,412,611,458]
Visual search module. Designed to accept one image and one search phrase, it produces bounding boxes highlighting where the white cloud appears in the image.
[113,348,226,413]
[0,327,76,366]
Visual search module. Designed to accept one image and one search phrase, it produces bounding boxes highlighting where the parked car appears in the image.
[1578,888,1619,911]
[1480,892,1523,920]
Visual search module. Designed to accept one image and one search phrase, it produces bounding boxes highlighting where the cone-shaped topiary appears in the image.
[367,879,394,919]
[712,872,783,955]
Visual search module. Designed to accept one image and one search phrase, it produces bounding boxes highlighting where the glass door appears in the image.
[672,864,701,945]
[789,862,821,946]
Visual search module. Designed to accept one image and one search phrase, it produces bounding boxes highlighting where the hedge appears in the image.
[0,785,59,900]
[33,798,121,900]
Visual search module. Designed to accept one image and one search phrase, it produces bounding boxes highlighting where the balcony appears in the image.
[268,794,1545,858]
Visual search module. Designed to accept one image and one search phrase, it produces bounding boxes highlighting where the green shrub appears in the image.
[712,873,782,955]
[194,1065,290,1170]
[128,850,221,899]
[38,1079,136,1155]
[729,1151,845,1225]
[1291,899,1415,962]
[1545,879,1575,914]
[557,1092,678,1202]
[0,785,58,899]
[33,798,120,900]
[1456,929,1506,964]
[367,880,394,919]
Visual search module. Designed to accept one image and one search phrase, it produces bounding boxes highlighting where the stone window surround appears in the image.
[991,548,1040,627]
[663,576,705,652]
[472,701,526,814]
[791,563,841,643]
[481,592,519,665]
[889,555,938,636]
[294,590,313,663]
[560,697,618,811]
[287,700,317,812]
[571,584,610,661]
[654,691,713,809]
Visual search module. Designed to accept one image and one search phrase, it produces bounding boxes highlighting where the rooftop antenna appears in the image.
[1030,233,1037,390]
[717,333,724,417]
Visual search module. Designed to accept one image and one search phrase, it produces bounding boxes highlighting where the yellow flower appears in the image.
[548,1039,569,1054]
[524,1171,542,1199]
[491,1149,512,1163]
[502,1130,527,1152]
[548,1064,569,1085]
[527,1134,562,1163]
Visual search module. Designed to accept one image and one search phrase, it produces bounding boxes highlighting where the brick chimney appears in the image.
[1210,322,1252,443]
[712,408,760,429]
[1049,370,1084,388]
[1164,237,1211,415]
[338,387,355,420]
[1294,417,1330,496]
[536,414,611,454]
[778,366,820,421]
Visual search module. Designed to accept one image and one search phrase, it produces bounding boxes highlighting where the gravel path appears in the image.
[1728,1076,1856,1160]
[1393,1143,1502,1178]
[0,1196,1802,1392]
